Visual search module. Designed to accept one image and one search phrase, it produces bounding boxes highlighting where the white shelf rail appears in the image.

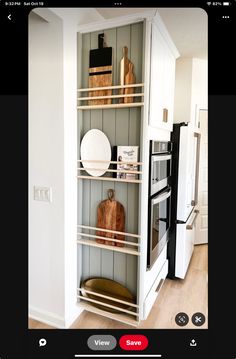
[78,301,139,327]
[77,83,144,110]
[77,159,143,184]
[77,224,140,256]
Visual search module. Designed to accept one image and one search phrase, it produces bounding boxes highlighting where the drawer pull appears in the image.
[155,278,164,293]
[163,108,168,123]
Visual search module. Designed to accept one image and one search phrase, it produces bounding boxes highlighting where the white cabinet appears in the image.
[75,12,181,326]
[143,260,168,319]
[149,19,178,133]
[162,40,176,131]
[149,24,165,129]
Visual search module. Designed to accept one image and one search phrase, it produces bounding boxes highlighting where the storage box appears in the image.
[115,146,139,180]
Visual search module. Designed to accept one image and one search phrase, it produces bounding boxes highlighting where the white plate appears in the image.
[81,129,111,177]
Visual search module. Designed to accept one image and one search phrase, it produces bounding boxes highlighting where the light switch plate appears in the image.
[34,186,52,202]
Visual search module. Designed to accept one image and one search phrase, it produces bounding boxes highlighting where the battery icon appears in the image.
[223,1,230,5]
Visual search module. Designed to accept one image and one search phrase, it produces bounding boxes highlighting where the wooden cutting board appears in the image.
[124,62,136,103]
[96,189,125,247]
[89,34,112,105]
[119,46,130,103]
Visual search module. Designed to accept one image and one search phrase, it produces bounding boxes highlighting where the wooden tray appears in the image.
[80,277,135,313]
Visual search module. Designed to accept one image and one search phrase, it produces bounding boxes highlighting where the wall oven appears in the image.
[149,141,172,196]
[147,187,171,269]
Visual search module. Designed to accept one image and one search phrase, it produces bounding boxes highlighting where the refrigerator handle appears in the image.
[192,132,201,206]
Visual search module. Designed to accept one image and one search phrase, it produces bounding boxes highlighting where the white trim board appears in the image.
[29,305,84,329]
[32,8,61,23]
[77,10,156,33]
[65,305,84,328]
[153,10,180,59]
[29,306,66,329]
[148,125,171,142]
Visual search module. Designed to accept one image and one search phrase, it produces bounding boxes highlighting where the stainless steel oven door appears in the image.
[150,154,171,196]
[148,188,171,269]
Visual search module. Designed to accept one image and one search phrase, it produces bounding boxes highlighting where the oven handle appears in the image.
[152,189,171,205]
[186,209,199,230]
[152,154,171,162]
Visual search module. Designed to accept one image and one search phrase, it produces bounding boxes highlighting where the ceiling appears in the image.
[96,8,208,59]
[50,8,207,59]
[158,8,208,59]
[95,8,156,19]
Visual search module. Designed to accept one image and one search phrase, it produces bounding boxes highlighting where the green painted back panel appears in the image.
[78,22,143,297]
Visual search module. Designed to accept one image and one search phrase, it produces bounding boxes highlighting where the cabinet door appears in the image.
[143,260,168,319]
[149,22,176,132]
[149,23,165,128]
[162,40,176,132]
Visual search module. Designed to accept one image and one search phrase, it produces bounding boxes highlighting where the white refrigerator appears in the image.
[168,123,201,279]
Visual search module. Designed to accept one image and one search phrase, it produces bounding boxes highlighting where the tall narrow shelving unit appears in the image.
[76,21,147,326]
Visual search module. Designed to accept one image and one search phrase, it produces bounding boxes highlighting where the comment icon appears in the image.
[39,338,47,347]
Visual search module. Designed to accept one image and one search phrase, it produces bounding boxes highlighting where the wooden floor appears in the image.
[29,244,208,329]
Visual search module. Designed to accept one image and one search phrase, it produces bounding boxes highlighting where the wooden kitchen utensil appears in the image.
[96,189,125,247]
[81,277,135,313]
[124,62,136,103]
[89,33,112,105]
[119,46,130,103]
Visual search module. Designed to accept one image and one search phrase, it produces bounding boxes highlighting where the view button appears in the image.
[87,335,117,351]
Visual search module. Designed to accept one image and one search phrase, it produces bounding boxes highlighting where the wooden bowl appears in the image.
[80,277,136,313]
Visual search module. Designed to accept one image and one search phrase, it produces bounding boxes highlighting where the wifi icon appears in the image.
[207,1,212,4]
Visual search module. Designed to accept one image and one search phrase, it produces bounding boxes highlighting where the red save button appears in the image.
[119,335,148,351]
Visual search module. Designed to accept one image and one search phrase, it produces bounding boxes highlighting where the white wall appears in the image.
[29,9,80,328]
[173,58,193,123]
[190,58,208,123]
[62,18,80,328]
[29,10,65,327]
[174,57,207,125]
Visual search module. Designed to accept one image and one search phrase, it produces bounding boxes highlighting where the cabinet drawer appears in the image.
[143,260,168,319]
[144,244,167,298]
